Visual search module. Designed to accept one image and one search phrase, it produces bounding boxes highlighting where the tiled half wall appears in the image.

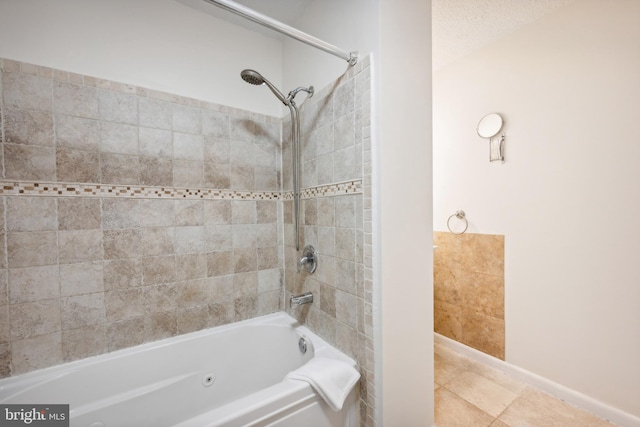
[0,57,376,426]
[434,231,505,359]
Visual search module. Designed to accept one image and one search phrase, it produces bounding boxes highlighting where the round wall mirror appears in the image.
[477,113,503,138]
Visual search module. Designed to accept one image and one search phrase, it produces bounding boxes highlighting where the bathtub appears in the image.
[0,313,359,427]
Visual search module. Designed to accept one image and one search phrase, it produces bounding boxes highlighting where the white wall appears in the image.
[433,0,640,418]
[378,1,434,425]
[281,0,378,95]
[0,0,283,116]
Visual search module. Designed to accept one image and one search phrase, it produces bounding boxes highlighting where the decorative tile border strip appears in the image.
[282,180,363,200]
[0,180,362,201]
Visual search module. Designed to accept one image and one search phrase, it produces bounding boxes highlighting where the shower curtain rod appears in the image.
[202,0,358,66]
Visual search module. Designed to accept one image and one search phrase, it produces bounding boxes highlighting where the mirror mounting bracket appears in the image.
[477,113,505,163]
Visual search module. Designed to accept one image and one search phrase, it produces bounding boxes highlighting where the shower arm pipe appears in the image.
[202,0,358,66]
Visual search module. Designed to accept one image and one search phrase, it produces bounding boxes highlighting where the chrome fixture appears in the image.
[297,245,318,274]
[477,113,505,163]
[447,210,469,235]
[202,0,358,65]
[290,292,313,308]
[298,336,308,354]
[240,69,313,250]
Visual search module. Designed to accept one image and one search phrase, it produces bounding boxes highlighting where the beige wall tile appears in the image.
[3,72,52,111]
[173,104,201,134]
[100,152,140,185]
[53,81,98,119]
[177,305,209,334]
[140,157,173,186]
[233,248,257,273]
[434,231,505,359]
[173,159,204,188]
[99,90,137,125]
[175,226,206,254]
[173,132,204,162]
[6,196,57,232]
[176,200,204,227]
[176,253,207,281]
[8,265,59,304]
[59,261,103,297]
[144,311,177,341]
[233,295,257,321]
[99,121,138,155]
[461,310,505,360]
[4,145,56,180]
[56,148,101,183]
[256,246,279,270]
[4,109,54,146]
[0,305,9,343]
[10,300,61,339]
[230,164,254,190]
[107,318,144,351]
[209,301,234,327]
[138,97,172,130]
[202,110,229,139]
[103,228,143,260]
[139,127,172,158]
[60,293,106,329]
[0,343,10,378]
[105,289,145,322]
[207,251,233,277]
[144,283,178,314]
[205,224,232,252]
[58,229,103,263]
[62,324,106,362]
[142,255,176,285]
[7,231,58,268]
[11,333,62,374]
[103,259,142,291]
[141,227,175,257]
[177,279,210,309]
[58,198,101,230]
[55,115,100,151]
[102,199,142,229]
[434,300,463,341]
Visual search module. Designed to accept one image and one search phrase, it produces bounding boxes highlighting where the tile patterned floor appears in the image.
[434,343,618,427]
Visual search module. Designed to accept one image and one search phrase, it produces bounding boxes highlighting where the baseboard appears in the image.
[434,333,640,427]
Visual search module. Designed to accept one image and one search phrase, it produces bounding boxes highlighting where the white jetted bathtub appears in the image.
[0,313,359,427]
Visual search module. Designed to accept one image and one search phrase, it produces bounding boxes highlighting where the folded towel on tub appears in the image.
[285,357,360,412]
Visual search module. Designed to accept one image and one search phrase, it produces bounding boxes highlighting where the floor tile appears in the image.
[497,388,617,427]
[435,343,472,385]
[445,370,519,417]
[435,387,495,427]
[468,361,528,395]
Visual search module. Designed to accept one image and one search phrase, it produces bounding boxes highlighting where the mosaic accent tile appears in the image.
[0,180,361,201]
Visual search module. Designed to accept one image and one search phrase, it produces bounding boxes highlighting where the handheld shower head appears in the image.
[240,69,288,105]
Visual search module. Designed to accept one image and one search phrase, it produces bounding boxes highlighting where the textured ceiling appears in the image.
[432,0,577,69]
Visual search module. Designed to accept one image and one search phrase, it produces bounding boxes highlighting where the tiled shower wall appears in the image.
[0,57,284,376]
[433,231,505,359]
[0,56,376,426]
[282,58,375,426]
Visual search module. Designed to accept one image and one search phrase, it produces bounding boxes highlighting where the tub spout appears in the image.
[290,292,313,308]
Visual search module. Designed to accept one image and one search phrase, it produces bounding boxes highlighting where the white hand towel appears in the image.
[285,357,360,412]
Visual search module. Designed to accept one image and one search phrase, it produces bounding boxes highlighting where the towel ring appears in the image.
[447,210,468,235]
